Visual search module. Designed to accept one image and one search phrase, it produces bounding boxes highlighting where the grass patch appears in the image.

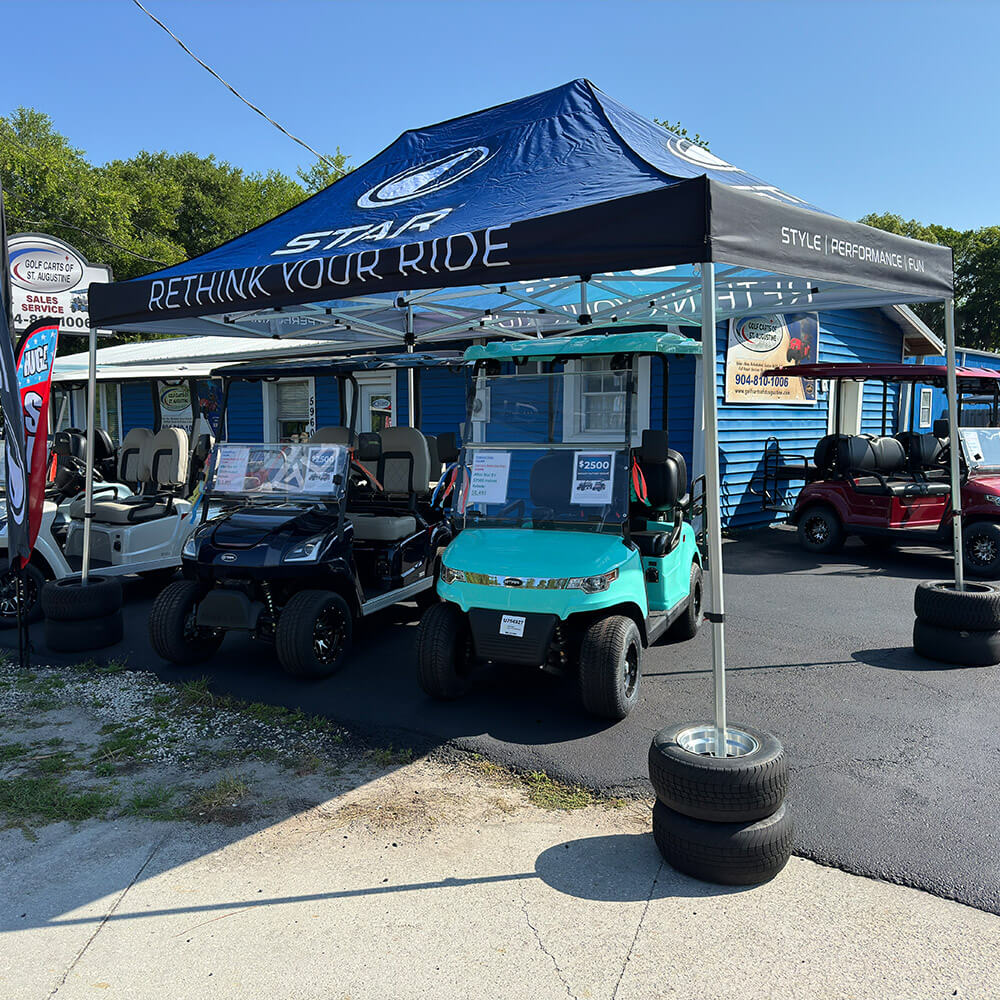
[523,771,593,811]
[371,745,413,768]
[0,775,117,827]
[177,677,216,711]
[187,774,251,819]
[0,742,27,763]
[36,751,80,776]
[125,784,180,820]
[93,724,153,765]
[96,657,130,675]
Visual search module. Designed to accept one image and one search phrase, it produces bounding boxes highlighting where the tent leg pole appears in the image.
[81,327,97,585]
[406,306,416,428]
[944,298,964,591]
[700,263,727,758]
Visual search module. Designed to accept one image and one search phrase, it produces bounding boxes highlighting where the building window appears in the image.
[272,379,314,442]
[563,357,649,444]
[919,388,933,428]
[348,373,396,433]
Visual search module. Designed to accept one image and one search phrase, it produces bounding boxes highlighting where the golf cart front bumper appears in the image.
[466,608,558,665]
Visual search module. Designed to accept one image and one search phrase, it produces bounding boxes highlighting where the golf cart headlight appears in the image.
[284,533,327,563]
[440,563,466,585]
[566,568,619,594]
[182,533,199,558]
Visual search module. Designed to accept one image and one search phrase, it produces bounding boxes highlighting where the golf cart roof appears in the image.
[761,362,1000,388]
[464,330,701,363]
[211,350,463,380]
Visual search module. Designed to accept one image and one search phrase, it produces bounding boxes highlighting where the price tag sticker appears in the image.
[499,614,526,637]
[571,451,614,505]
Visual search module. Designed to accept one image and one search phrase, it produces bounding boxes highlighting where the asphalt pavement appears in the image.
[5,525,999,914]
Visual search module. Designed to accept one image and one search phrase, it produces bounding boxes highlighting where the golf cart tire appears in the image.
[652,799,793,886]
[648,721,787,823]
[914,580,1000,631]
[669,563,704,641]
[150,581,223,665]
[912,618,1000,667]
[45,609,123,652]
[276,590,353,679]
[962,522,1000,578]
[416,602,475,700]
[578,615,643,720]
[797,506,844,554]
[0,562,46,627]
[42,575,122,621]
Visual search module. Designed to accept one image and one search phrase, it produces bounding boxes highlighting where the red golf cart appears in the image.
[757,362,1000,577]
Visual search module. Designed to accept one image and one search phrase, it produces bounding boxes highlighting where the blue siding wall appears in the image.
[660,355,695,475]
[314,376,341,429]
[715,309,904,529]
[121,382,155,435]
[418,367,466,437]
[225,381,264,442]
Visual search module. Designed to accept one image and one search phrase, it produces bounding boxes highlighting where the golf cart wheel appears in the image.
[0,562,45,628]
[648,722,787,823]
[912,619,1000,668]
[41,575,122,621]
[797,506,844,554]
[652,799,793,886]
[914,580,1000,631]
[669,562,703,641]
[45,610,123,652]
[416,602,475,700]
[276,590,353,678]
[150,580,223,665]
[578,615,643,720]
[962,522,1000,577]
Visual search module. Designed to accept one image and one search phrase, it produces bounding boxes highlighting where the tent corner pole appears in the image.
[944,298,964,591]
[406,305,416,428]
[700,263,727,757]
[81,326,97,585]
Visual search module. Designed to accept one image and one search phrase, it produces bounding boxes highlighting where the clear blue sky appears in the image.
[5,0,996,230]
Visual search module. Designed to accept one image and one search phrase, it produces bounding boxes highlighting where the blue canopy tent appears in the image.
[88,78,956,754]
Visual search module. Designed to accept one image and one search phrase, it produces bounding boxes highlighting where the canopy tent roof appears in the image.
[465,330,700,362]
[762,362,1000,388]
[211,350,463,380]
[89,80,953,350]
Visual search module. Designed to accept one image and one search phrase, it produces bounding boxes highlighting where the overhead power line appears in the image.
[8,214,169,265]
[131,0,337,170]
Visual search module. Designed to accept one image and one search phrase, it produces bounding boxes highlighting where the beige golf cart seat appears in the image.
[69,427,153,518]
[84,428,189,525]
[346,427,430,541]
[309,426,353,446]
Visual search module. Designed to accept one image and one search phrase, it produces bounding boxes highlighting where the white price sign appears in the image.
[468,451,511,505]
[571,451,614,505]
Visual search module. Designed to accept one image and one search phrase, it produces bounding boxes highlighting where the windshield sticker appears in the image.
[302,446,343,491]
[214,446,251,493]
[571,451,615,505]
[468,450,511,505]
[964,431,984,462]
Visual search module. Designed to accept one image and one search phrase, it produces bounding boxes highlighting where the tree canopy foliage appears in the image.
[861,212,1000,350]
[653,118,710,149]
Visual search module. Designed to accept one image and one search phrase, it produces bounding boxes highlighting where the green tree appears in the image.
[653,118,710,149]
[297,149,351,194]
[861,212,1000,351]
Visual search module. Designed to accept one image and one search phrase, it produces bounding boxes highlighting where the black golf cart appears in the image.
[148,353,461,676]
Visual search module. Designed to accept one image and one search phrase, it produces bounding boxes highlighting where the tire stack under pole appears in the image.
[912,581,1000,666]
[647,722,793,885]
[41,575,123,651]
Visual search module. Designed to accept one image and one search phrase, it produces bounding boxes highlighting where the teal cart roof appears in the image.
[463,330,701,363]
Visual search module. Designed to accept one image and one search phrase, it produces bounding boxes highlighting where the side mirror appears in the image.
[638,429,669,464]
[437,432,460,464]
[357,432,381,463]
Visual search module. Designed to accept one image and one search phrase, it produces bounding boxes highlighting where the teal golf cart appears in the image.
[416,331,705,719]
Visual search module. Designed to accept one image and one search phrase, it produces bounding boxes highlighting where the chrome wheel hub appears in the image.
[676,725,759,759]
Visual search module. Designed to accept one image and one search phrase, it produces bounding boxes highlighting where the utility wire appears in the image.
[7,214,169,265]
[132,0,337,170]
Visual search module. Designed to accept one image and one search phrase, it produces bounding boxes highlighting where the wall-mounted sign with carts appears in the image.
[6,233,112,335]
[724,312,819,405]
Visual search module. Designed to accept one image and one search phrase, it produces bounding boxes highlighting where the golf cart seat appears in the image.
[347,513,417,541]
[66,428,149,517]
[87,428,189,524]
[379,427,432,495]
[895,431,951,492]
[630,431,689,557]
[310,426,353,446]
[836,435,941,497]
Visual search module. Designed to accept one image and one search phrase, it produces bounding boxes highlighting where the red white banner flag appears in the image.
[15,319,59,559]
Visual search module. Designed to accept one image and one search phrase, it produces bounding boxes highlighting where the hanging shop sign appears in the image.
[158,381,193,429]
[724,313,819,404]
[7,233,112,335]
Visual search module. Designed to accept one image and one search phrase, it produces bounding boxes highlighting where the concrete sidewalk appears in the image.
[2,758,997,1000]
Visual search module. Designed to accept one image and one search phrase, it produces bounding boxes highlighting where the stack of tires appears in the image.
[648,721,792,886]
[41,576,123,652]
[913,581,1000,667]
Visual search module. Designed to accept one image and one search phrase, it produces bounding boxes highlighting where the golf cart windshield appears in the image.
[206,443,349,502]
[958,428,1000,471]
[457,370,630,533]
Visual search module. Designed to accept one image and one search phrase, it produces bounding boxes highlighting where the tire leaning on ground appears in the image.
[668,562,703,641]
[652,799,794,886]
[416,601,475,700]
[962,522,1000,578]
[578,614,643,720]
[648,722,788,823]
[41,575,122,621]
[797,506,845,554]
[0,562,46,627]
[912,618,1000,668]
[46,610,124,652]
[914,580,1000,631]
[276,590,353,679]
[150,580,224,665]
